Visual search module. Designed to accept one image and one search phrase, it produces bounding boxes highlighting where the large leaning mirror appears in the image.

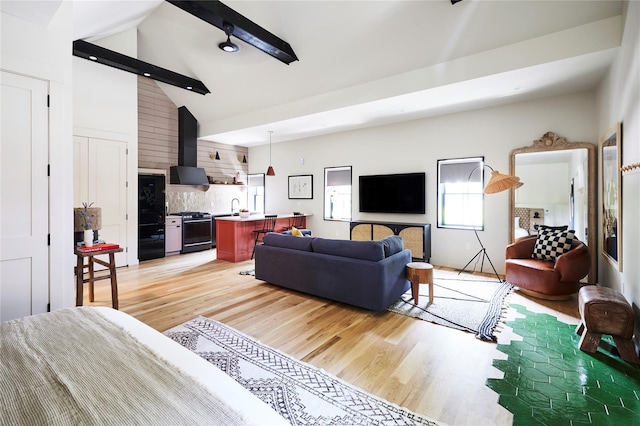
[509,131,597,283]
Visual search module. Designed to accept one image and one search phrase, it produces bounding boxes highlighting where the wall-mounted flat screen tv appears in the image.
[359,172,425,214]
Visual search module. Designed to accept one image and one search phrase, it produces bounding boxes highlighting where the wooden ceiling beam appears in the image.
[167,0,298,65]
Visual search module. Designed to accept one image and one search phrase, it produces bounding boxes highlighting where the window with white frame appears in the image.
[247,173,265,214]
[324,166,352,221]
[437,157,484,230]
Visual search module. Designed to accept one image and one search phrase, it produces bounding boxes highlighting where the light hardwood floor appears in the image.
[82,250,580,425]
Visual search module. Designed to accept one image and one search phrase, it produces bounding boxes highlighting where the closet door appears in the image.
[74,136,128,266]
[0,72,49,321]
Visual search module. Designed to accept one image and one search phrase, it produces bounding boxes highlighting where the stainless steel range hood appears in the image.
[170,106,209,185]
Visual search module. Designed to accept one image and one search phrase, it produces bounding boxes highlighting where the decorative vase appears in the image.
[84,229,94,247]
[240,211,250,218]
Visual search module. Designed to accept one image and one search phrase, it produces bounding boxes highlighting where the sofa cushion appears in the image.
[311,238,384,262]
[291,226,303,236]
[380,235,404,257]
[532,228,575,261]
[263,232,314,251]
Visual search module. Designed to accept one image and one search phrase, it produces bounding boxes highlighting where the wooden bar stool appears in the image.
[406,262,434,305]
[75,247,123,309]
[576,285,639,364]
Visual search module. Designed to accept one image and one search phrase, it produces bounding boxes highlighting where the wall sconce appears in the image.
[242,155,247,163]
[210,151,221,160]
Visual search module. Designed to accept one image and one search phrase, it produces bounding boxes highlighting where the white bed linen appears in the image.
[514,217,529,238]
[95,307,288,426]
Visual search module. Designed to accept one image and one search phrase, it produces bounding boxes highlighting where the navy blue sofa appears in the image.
[254,233,411,311]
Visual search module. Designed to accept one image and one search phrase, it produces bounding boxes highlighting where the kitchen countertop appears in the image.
[215,213,311,222]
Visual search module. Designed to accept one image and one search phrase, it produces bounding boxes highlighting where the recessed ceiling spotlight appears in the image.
[218,22,239,52]
[89,56,98,61]
[143,72,151,77]
[186,86,193,90]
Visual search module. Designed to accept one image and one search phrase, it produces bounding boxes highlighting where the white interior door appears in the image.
[1,72,50,321]
[73,137,128,266]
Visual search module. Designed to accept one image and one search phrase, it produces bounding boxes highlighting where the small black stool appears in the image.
[282,213,304,231]
[251,215,277,259]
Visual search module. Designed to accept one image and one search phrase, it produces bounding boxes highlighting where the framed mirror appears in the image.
[600,123,622,271]
[509,132,597,283]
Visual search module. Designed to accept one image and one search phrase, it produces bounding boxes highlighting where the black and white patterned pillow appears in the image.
[532,228,575,261]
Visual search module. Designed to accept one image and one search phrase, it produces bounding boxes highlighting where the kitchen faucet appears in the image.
[231,198,240,213]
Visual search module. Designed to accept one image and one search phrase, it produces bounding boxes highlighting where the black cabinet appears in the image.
[138,174,165,261]
[350,221,431,262]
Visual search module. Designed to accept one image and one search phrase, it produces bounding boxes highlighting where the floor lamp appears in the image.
[458,165,521,282]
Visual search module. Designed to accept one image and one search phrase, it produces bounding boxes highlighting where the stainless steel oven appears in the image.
[171,212,212,253]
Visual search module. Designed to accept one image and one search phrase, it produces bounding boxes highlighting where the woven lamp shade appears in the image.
[484,170,520,194]
[73,207,102,232]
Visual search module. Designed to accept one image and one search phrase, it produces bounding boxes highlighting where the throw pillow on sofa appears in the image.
[291,226,303,236]
[538,224,569,232]
[532,228,575,261]
[380,235,404,257]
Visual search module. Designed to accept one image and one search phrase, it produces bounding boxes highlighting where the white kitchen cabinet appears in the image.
[166,215,182,256]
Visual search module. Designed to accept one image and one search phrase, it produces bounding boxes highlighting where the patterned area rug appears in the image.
[165,317,440,426]
[387,271,513,342]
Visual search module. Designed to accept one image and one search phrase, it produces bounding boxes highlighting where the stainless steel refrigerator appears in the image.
[138,174,165,261]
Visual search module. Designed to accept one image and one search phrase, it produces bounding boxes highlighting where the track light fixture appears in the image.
[218,22,239,52]
[73,40,210,95]
[168,0,298,65]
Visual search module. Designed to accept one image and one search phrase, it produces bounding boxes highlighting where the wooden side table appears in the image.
[74,247,123,309]
[406,262,434,305]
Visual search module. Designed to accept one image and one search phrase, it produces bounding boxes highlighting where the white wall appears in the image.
[73,28,139,266]
[249,91,598,274]
[597,1,640,311]
[1,4,74,310]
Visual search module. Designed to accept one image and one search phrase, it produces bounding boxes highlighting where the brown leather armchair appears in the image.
[505,235,591,300]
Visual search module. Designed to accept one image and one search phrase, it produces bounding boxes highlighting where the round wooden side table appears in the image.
[406,262,434,305]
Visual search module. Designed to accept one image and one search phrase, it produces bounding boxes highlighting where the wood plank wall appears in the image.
[137,76,248,183]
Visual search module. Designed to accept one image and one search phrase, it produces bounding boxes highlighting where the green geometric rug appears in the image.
[486,304,640,425]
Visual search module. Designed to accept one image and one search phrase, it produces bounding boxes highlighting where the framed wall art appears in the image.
[288,174,313,199]
[600,122,622,271]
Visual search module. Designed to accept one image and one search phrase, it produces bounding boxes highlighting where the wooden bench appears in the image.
[576,285,639,364]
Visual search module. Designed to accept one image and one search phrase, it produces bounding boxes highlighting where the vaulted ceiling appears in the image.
[4,1,625,146]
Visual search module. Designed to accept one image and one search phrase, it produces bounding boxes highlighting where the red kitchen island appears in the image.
[215,213,309,262]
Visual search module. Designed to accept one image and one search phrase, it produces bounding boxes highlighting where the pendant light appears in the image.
[266,130,275,176]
